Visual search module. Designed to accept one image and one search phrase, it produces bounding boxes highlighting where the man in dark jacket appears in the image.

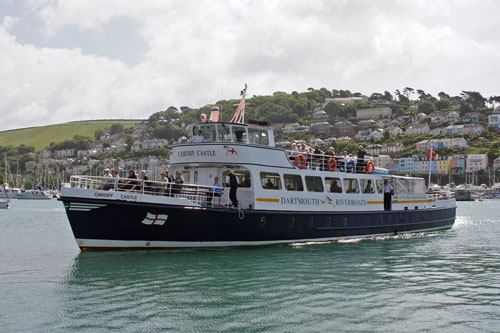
[357,145,367,172]
[227,170,239,207]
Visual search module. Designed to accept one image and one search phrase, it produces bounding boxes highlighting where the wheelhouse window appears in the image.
[376,179,383,194]
[248,127,269,145]
[196,124,217,142]
[283,174,304,191]
[232,126,247,143]
[325,177,342,193]
[217,124,231,142]
[260,172,282,190]
[360,179,375,193]
[305,176,324,192]
[344,178,359,193]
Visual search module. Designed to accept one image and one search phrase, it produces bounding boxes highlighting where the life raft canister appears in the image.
[295,154,307,169]
[327,157,337,171]
[365,161,375,174]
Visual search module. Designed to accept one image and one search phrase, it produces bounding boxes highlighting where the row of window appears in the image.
[195,124,270,145]
[260,172,382,194]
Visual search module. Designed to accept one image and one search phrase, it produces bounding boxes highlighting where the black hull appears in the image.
[61,197,456,249]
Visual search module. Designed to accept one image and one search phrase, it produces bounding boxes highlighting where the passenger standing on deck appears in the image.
[384,180,393,211]
[227,170,239,207]
[289,142,299,161]
[357,145,366,173]
[171,171,184,196]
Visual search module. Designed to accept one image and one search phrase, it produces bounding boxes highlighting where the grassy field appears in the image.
[0,119,143,151]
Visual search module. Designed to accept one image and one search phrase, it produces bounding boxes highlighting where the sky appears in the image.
[1,0,500,131]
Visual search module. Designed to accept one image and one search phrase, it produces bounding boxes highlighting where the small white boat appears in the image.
[16,189,53,200]
[0,199,9,209]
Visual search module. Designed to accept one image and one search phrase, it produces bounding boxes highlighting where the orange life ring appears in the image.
[327,157,337,172]
[295,154,307,169]
[365,161,375,174]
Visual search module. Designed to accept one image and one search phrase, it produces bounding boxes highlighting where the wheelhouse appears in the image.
[186,122,275,147]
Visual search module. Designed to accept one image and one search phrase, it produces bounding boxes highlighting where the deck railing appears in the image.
[69,175,230,208]
[285,150,372,173]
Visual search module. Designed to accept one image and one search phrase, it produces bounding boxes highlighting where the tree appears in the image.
[435,98,451,111]
[325,101,342,122]
[94,128,106,141]
[403,87,414,100]
[110,124,125,135]
[125,134,134,152]
[394,89,401,102]
[438,92,450,100]
[460,91,486,112]
[488,95,500,110]
[383,91,393,102]
[369,92,383,101]
[418,100,436,115]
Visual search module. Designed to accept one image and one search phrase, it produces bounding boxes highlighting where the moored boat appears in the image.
[15,187,53,200]
[59,85,456,250]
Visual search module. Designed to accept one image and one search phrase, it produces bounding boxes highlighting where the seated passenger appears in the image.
[265,179,274,189]
[330,180,342,193]
[364,180,374,193]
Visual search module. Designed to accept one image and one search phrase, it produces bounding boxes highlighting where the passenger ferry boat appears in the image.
[60,85,456,250]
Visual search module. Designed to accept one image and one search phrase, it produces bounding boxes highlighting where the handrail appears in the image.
[69,175,231,208]
[285,150,372,173]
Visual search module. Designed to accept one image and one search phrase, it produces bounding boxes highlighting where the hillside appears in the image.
[0,120,143,151]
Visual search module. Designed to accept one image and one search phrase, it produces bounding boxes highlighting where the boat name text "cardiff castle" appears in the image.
[178,150,217,157]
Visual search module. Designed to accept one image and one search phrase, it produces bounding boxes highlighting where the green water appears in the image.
[1,200,499,332]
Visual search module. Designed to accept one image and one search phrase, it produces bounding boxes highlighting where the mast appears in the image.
[229,83,248,124]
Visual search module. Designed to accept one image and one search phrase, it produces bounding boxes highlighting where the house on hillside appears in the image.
[310,122,332,134]
[466,154,488,172]
[447,111,460,124]
[373,155,394,169]
[429,127,442,136]
[312,111,328,120]
[430,111,446,123]
[388,126,403,137]
[333,121,357,136]
[356,107,391,119]
[357,119,376,129]
[366,144,382,156]
[463,124,485,135]
[488,114,500,128]
[382,142,404,155]
[462,112,481,123]
[406,124,430,135]
[493,156,500,170]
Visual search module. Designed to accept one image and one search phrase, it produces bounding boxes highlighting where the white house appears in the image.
[488,114,500,128]
[312,111,328,120]
[447,111,460,124]
[430,112,446,123]
[406,124,430,135]
[356,107,392,119]
[466,154,488,172]
[382,142,404,155]
[373,155,394,169]
[388,126,403,137]
[429,128,442,136]
[283,123,300,134]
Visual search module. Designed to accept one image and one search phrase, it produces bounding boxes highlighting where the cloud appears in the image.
[1,0,500,131]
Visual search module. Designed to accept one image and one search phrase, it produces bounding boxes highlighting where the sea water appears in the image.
[0,200,499,332]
